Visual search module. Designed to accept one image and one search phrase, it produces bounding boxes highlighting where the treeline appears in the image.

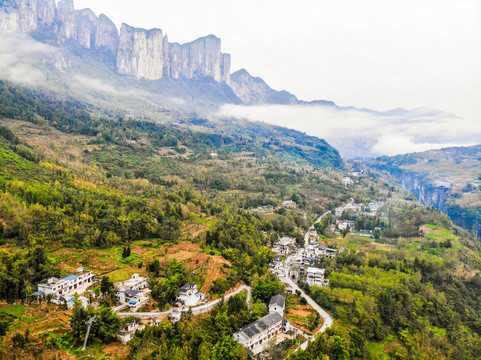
[0,248,59,301]
[0,81,342,169]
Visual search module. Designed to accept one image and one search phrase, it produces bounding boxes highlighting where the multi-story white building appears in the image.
[276,237,296,255]
[36,267,95,299]
[233,312,289,355]
[306,267,329,288]
[115,274,149,307]
[234,295,296,355]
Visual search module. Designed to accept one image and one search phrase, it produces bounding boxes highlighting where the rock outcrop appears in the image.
[74,8,97,49]
[0,0,232,83]
[230,69,298,105]
[95,13,119,57]
[56,0,75,41]
[117,24,165,81]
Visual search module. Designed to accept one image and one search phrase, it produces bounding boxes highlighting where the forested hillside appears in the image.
[369,146,481,238]
[0,81,347,358]
[1,81,481,360]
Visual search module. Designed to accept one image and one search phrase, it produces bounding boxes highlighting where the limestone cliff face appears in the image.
[95,14,119,56]
[168,42,182,79]
[36,0,55,28]
[180,35,222,82]
[117,33,231,82]
[117,24,165,81]
[0,0,55,33]
[0,0,232,84]
[221,53,231,84]
[56,0,75,41]
[74,8,97,49]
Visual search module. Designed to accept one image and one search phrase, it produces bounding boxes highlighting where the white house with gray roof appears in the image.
[233,312,288,354]
[234,294,295,355]
[269,294,286,316]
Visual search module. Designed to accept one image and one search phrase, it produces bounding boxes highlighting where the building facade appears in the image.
[306,267,329,287]
[269,295,286,316]
[36,267,95,299]
[233,312,288,354]
[115,274,149,307]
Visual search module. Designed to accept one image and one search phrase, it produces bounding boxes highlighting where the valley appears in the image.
[0,1,480,359]
[1,85,481,359]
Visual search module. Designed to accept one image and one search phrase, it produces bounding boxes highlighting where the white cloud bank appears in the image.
[0,33,62,86]
[217,104,481,158]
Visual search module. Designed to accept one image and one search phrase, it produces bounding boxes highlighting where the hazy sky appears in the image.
[75,0,481,122]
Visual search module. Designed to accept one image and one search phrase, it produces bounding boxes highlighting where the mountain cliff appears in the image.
[0,0,232,83]
[369,145,481,238]
[229,69,298,105]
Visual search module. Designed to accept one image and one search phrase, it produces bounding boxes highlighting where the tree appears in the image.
[12,332,27,348]
[100,276,114,296]
[148,259,161,277]
[121,246,131,259]
[211,334,248,360]
[70,302,121,346]
[0,319,8,337]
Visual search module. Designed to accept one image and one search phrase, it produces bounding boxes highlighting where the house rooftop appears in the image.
[269,295,286,308]
[307,267,325,275]
[179,283,196,292]
[125,289,142,296]
[60,275,78,282]
[235,312,284,342]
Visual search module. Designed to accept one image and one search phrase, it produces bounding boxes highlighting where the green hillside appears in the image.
[370,146,481,238]
[1,82,481,359]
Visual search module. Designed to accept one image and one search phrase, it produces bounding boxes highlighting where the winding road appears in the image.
[117,284,251,318]
[276,201,354,351]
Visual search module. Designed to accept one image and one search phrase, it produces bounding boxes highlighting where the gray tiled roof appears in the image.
[178,283,195,292]
[269,295,286,308]
[235,312,284,342]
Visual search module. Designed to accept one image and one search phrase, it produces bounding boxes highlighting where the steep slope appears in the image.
[368,145,481,237]
[229,69,298,105]
[0,0,232,83]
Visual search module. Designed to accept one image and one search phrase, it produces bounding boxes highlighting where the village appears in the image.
[28,175,386,357]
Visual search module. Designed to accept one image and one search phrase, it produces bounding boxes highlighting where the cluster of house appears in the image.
[335,202,380,218]
[273,237,297,255]
[252,200,297,215]
[282,200,297,208]
[169,283,206,322]
[114,274,150,311]
[338,220,355,231]
[35,267,96,307]
[252,206,274,215]
[233,295,296,356]
[303,241,338,259]
[289,266,329,288]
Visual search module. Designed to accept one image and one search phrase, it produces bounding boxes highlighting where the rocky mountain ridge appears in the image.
[0,0,231,82]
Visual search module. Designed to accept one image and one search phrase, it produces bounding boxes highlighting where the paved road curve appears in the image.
[278,275,333,350]
[117,285,251,318]
[277,200,354,351]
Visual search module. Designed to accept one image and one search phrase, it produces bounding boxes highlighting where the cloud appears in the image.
[0,33,62,86]
[72,75,153,98]
[370,134,477,156]
[217,104,481,158]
